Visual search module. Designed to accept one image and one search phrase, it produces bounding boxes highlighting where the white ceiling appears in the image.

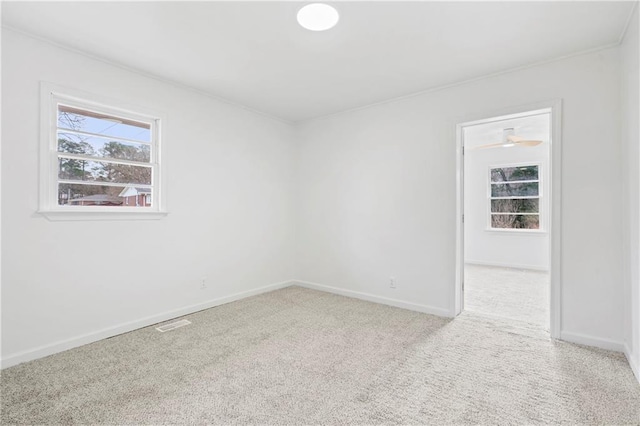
[2,1,635,122]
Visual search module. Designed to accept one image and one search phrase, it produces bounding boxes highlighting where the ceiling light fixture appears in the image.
[297,3,339,31]
[469,128,544,151]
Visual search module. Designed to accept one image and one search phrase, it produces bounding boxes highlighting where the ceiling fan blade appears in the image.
[468,141,505,150]
[507,135,543,146]
[516,139,543,147]
[470,139,543,150]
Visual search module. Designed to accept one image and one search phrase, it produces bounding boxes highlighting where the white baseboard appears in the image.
[465,260,549,272]
[624,343,640,383]
[1,280,295,369]
[6,278,633,381]
[293,279,453,318]
[559,331,625,352]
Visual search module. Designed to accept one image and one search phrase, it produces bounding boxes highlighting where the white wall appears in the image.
[464,114,550,271]
[1,29,296,366]
[295,47,624,346]
[621,6,640,379]
[2,21,636,370]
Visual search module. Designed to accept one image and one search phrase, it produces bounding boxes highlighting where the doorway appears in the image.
[455,104,561,337]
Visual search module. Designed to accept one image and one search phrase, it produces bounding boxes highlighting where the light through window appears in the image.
[489,165,540,230]
[54,103,156,209]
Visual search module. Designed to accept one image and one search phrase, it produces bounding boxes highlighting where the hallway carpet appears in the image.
[465,264,550,328]
[2,286,639,424]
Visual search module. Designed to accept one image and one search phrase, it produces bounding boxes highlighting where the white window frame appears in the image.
[487,162,543,232]
[39,82,167,221]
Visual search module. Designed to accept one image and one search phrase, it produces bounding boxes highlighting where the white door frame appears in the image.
[454,99,562,339]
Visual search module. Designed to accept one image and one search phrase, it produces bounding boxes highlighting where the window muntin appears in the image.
[50,99,159,210]
[489,164,540,230]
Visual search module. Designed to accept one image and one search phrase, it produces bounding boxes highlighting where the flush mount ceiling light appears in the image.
[297,3,339,31]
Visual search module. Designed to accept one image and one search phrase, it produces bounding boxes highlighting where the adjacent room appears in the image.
[2,1,639,424]
[463,111,551,330]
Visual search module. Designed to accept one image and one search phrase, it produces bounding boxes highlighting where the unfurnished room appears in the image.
[1,1,639,424]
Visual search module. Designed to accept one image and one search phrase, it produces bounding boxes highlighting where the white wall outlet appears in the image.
[200,278,207,290]
[390,277,396,288]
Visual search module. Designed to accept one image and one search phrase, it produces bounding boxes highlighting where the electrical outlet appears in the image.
[200,278,207,290]
[390,277,396,288]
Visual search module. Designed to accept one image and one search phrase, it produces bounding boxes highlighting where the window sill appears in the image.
[484,228,547,235]
[37,210,169,221]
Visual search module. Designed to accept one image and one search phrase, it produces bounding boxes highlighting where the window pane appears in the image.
[58,183,151,207]
[491,214,540,229]
[57,105,150,142]
[491,199,539,213]
[491,182,538,197]
[491,166,538,182]
[58,158,152,185]
[58,133,151,163]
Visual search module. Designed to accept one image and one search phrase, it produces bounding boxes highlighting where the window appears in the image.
[40,84,165,219]
[489,164,540,230]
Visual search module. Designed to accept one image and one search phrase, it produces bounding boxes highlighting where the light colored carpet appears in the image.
[1,286,639,425]
[465,264,550,329]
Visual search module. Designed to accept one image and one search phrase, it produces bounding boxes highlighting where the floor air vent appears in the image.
[156,319,191,332]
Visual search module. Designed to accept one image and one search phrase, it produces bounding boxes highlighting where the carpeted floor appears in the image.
[465,264,550,329]
[1,286,639,425]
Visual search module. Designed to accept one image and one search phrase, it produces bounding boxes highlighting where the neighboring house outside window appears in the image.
[39,83,166,220]
[489,164,540,230]
[119,187,152,207]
